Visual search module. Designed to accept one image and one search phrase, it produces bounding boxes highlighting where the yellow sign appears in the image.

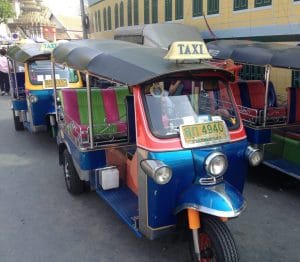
[179,121,230,148]
[44,79,68,89]
[164,41,212,60]
[41,43,57,51]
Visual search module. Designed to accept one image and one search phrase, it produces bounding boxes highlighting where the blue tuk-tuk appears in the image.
[7,43,82,136]
[52,39,262,261]
[208,40,300,180]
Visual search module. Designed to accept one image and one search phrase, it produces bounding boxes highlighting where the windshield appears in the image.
[28,60,79,86]
[143,78,239,138]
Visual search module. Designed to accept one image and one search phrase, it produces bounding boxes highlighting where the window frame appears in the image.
[193,0,203,17]
[254,0,272,8]
[128,0,132,26]
[233,0,248,11]
[207,0,219,15]
[165,0,173,22]
[152,0,158,23]
[175,0,184,20]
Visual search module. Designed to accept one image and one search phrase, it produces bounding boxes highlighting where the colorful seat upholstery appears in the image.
[287,87,300,123]
[229,80,287,125]
[61,87,130,143]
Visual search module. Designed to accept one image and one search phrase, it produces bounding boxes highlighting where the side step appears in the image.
[263,159,300,180]
[96,185,142,238]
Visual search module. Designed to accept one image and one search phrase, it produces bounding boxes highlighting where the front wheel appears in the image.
[63,150,85,195]
[191,215,239,262]
[13,110,24,131]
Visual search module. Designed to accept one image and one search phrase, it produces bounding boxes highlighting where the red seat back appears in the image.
[246,80,266,109]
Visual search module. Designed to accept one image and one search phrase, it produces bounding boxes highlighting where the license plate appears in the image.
[43,79,68,89]
[179,120,230,148]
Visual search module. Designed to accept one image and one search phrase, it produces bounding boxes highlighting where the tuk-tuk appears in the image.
[7,42,82,136]
[208,40,300,180]
[53,39,262,261]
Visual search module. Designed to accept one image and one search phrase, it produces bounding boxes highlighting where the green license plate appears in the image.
[179,120,230,148]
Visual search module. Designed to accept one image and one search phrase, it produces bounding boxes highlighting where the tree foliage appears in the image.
[0,0,14,24]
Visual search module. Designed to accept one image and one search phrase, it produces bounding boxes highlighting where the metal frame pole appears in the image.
[263,65,271,127]
[86,73,94,148]
[80,0,88,39]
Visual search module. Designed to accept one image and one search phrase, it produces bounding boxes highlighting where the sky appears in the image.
[42,0,82,16]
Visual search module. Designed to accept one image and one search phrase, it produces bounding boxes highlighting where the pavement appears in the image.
[0,96,299,262]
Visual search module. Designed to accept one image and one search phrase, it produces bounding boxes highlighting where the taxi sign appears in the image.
[164,41,212,60]
[41,43,57,51]
[43,79,68,89]
[179,120,230,148]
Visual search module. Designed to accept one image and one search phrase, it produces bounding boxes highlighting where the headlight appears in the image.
[246,146,263,166]
[29,95,38,103]
[205,152,228,177]
[140,159,172,185]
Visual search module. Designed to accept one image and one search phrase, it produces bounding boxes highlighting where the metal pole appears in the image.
[80,0,88,39]
[51,61,58,122]
[263,66,271,127]
[86,73,94,148]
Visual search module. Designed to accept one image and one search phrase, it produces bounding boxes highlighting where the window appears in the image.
[144,0,150,24]
[115,4,119,28]
[292,71,300,88]
[128,0,132,26]
[134,0,139,25]
[254,0,272,8]
[97,10,101,31]
[94,11,98,32]
[120,2,124,27]
[108,6,112,30]
[233,0,248,11]
[175,0,183,20]
[239,65,265,80]
[152,0,158,23]
[103,8,107,31]
[207,0,219,15]
[165,0,172,21]
[193,0,202,17]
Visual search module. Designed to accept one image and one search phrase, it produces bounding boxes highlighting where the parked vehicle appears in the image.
[52,39,262,261]
[208,40,300,179]
[114,23,202,49]
[7,42,82,136]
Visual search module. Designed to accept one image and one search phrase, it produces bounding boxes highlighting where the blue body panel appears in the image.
[244,126,271,144]
[65,135,106,171]
[147,139,248,229]
[28,90,55,126]
[175,182,245,217]
[12,99,27,111]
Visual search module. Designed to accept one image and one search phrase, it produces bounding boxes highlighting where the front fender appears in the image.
[175,181,246,218]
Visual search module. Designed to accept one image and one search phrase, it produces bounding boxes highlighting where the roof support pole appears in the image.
[51,61,58,122]
[86,73,94,149]
[263,65,271,127]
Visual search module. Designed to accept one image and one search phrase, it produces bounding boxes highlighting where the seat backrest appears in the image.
[61,89,81,124]
[287,87,300,123]
[245,80,266,109]
[229,82,243,106]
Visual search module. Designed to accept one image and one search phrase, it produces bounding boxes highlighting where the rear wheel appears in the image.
[63,150,85,195]
[191,215,239,262]
[13,110,24,131]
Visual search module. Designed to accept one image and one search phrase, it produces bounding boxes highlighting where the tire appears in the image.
[63,150,85,195]
[13,110,24,131]
[190,215,239,262]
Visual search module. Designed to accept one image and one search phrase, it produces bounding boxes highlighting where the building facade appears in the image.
[87,0,300,92]
[87,0,300,42]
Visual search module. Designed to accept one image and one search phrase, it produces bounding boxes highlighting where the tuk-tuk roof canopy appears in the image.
[114,23,203,49]
[7,43,52,63]
[52,39,233,86]
[207,40,300,70]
